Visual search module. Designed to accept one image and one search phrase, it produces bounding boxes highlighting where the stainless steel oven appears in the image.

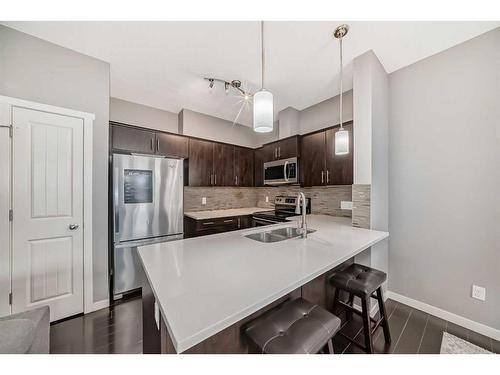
[263,157,298,185]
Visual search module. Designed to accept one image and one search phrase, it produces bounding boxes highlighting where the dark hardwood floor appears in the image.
[50,297,499,354]
[50,296,142,354]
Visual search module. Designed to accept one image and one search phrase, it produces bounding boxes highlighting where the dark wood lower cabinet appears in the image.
[184,215,253,238]
[143,259,353,353]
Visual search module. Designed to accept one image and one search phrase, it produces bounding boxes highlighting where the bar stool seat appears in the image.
[329,264,391,354]
[329,263,387,297]
[245,298,341,354]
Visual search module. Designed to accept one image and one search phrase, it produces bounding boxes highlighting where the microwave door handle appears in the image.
[283,161,289,182]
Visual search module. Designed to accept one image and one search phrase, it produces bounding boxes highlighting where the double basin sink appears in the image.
[244,226,316,243]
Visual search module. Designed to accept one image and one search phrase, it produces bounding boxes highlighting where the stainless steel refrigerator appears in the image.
[112,153,183,298]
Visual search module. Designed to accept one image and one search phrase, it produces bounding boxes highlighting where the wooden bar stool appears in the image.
[245,298,341,354]
[329,264,391,354]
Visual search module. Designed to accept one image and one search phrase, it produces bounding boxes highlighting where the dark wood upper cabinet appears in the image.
[300,131,326,187]
[277,136,300,159]
[261,136,300,162]
[188,139,214,187]
[326,123,353,185]
[156,132,189,158]
[112,125,155,154]
[213,143,235,186]
[254,148,264,187]
[234,147,254,187]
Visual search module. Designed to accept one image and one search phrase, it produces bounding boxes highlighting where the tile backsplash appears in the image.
[256,186,352,217]
[351,184,371,228]
[184,187,257,212]
[184,185,352,218]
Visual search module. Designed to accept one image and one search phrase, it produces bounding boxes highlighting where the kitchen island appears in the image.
[138,214,389,354]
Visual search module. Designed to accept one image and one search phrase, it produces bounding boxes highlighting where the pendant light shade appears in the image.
[334,24,349,156]
[253,21,274,133]
[335,128,349,155]
[253,89,274,133]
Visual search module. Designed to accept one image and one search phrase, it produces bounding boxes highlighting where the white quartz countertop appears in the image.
[138,214,389,353]
[184,207,269,220]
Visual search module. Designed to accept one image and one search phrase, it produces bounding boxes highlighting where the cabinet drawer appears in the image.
[195,217,239,232]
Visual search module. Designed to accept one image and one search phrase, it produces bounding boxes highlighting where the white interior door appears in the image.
[12,107,84,322]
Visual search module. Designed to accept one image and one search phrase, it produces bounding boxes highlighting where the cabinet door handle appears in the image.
[275,148,277,158]
[278,147,281,158]
[223,219,233,223]
[150,138,154,151]
[210,174,213,185]
[156,138,159,151]
[203,221,214,225]
[326,170,330,184]
[321,170,324,184]
[235,175,238,185]
[214,174,217,185]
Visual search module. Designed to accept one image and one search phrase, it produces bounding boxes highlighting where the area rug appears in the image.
[440,332,492,354]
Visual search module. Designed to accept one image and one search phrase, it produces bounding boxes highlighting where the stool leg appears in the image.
[327,338,334,354]
[332,288,340,314]
[376,287,391,344]
[346,293,354,321]
[361,297,374,354]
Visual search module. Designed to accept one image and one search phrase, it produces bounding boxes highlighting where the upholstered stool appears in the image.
[329,263,391,354]
[245,298,341,354]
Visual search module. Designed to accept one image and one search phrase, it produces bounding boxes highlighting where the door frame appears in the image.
[0,95,96,316]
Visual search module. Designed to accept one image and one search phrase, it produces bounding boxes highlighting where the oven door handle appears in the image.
[252,217,279,225]
[283,161,289,182]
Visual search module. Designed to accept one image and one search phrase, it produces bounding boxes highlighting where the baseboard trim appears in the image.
[90,299,109,313]
[387,291,500,341]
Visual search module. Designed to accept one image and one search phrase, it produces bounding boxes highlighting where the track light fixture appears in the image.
[204,77,248,97]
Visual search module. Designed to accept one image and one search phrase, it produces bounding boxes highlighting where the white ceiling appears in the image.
[3,21,498,126]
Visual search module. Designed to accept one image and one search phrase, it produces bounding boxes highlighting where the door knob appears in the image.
[69,224,80,231]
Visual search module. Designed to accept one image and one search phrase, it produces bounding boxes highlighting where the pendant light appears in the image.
[334,24,349,155]
[253,21,274,133]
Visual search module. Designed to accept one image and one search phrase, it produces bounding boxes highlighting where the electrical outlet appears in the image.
[265,196,269,203]
[472,285,486,301]
[202,197,207,205]
[341,201,353,210]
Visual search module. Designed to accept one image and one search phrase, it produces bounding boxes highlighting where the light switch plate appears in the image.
[341,201,353,210]
[202,197,207,205]
[472,285,486,301]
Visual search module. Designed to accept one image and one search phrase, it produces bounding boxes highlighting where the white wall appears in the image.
[352,50,390,290]
[298,90,353,135]
[110,97,178,133]
[278,107,300,139]
[353,55,372,185]
[180,108,277,148]
[0,25,111,304]
[388,28,500,329]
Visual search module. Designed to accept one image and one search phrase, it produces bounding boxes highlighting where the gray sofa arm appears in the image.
[0,306,50,354]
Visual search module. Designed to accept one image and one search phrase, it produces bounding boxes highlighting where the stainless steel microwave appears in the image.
[264,157,299,185]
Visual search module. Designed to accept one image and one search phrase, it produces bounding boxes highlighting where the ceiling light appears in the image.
[333,24,349,155]
[253,21,274,133]
[208,78,214,90]
[224,82,230,94]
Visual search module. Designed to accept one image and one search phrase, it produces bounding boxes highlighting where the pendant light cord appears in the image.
[339,36,343,130]
[261,21,265,89]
